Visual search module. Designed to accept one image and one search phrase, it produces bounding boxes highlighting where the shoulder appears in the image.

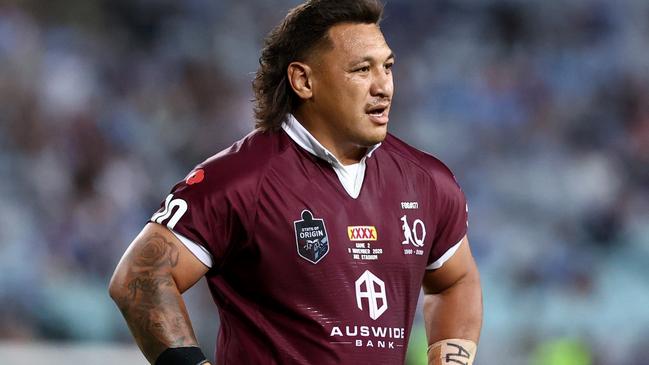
[173,129,292,198]
[380,133,459,186]
[380,134,467,231]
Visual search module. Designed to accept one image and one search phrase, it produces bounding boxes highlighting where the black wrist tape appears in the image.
[155,346,208,365]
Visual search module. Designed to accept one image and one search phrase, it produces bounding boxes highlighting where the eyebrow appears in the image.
[351,52,396,65]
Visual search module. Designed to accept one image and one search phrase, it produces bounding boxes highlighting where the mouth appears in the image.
[365,103,390,125]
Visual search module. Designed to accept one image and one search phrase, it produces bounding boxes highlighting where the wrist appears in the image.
[155,346,209,365]
[427,338,477,365]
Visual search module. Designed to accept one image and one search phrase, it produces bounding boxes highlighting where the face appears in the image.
[308,22,394,149]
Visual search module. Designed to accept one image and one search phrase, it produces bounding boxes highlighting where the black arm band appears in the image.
[155,347,208,365]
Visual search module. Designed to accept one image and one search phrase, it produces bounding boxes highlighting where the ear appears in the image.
[287,61,313,100]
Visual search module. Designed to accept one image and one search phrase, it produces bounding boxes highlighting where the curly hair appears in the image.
[252,0,384,131]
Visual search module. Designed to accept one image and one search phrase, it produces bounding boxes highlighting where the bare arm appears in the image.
[109,222,211,364]
[422,235,483,364]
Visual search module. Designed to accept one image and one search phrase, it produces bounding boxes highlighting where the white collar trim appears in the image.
[281,114,380,199]
[281,114,380,166]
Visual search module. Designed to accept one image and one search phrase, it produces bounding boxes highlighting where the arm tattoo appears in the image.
[115,233,198,363]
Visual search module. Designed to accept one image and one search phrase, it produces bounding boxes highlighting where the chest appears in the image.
[238,159,439,290]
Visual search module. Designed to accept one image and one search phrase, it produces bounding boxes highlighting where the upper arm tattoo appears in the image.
[134,233,180,268]
[115,232,197,363]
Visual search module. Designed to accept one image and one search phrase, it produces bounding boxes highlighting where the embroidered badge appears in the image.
[294,210,329,264]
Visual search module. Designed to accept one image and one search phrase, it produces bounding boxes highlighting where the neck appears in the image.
[293,110,366,165]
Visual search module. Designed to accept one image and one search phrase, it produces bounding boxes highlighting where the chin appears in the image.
[361,128,387,146]
[374,123,389,139]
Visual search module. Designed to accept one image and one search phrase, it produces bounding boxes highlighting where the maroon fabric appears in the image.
[151,128,467,364]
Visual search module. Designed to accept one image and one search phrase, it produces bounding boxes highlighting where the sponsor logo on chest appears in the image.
[345,226,383,261]
[347,226,378,241]
[329,270,406,350]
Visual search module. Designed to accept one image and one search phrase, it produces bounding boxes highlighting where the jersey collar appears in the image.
[281,114,381,166]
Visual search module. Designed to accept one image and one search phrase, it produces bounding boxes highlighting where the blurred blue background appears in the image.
[1,0,648,364]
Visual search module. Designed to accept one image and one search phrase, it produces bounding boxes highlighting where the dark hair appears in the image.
[252,0,384,131]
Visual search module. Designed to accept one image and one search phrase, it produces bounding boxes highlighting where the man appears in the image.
[109,1,482,364]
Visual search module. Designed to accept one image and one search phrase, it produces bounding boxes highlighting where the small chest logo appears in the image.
[294,210,329,264]
[400,201,419,209]
[347,226,378,241]
[401,215,426,247]
[185,169,205,185]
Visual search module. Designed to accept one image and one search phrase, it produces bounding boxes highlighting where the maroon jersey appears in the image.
[150,120,468,364]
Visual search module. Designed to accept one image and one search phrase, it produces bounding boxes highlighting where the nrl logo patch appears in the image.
[294,210,329,264]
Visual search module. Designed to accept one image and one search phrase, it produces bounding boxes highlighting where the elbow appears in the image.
[108,281,119,302]
[108,270,127,303]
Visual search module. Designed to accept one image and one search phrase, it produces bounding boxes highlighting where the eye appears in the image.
[384,62,394,71]
[354,65,371,73]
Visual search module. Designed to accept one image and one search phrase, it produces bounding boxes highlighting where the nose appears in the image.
[370,67,393,99]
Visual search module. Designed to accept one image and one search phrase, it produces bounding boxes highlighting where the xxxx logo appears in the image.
[348,226,378,241]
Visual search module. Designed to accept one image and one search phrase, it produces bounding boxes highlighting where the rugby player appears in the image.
[109,1,482,364]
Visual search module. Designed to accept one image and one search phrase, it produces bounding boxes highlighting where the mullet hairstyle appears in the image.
[253,0,384,131]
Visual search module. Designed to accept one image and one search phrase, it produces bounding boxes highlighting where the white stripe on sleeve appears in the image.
[170,230,214,268]
[426,239,463,270]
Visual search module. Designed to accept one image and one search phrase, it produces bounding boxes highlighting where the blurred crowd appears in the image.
[1,0,648,364]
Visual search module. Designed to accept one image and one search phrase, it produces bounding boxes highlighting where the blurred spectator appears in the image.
[1,1,648,364]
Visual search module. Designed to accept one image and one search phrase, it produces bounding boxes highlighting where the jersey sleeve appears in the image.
[150,167,246,269]
[427,166,468,270]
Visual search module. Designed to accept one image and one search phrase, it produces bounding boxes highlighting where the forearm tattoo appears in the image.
[115,233,198,363]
